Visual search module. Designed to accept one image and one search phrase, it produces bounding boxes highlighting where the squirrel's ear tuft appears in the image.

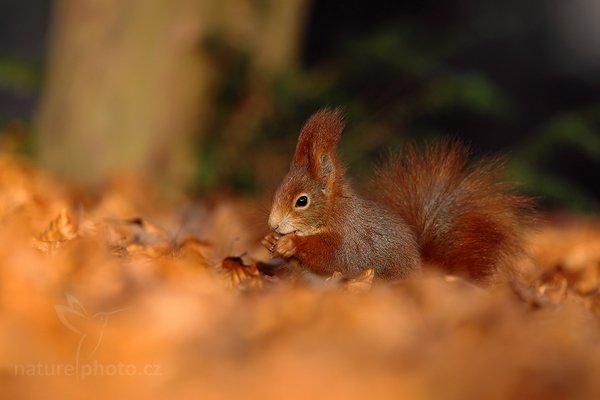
[293,107,345,177]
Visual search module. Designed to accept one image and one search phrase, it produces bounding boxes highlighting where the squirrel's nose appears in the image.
[268,213,279,231]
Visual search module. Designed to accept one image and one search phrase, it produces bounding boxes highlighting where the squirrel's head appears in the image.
[268,108,345,236]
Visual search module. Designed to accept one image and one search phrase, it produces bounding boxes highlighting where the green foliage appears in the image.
[509,109,600,211]
[0,54,40,154]
[0,55,40,95]
[194,18,599,212]
[421,74,512,118]
[535,112,600,161]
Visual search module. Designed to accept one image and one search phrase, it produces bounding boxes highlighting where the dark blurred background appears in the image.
[0,0,599,210]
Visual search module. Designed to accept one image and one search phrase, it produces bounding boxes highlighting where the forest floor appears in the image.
[1,153,600,399]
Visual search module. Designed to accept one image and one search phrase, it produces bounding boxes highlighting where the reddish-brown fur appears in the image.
[372,141,533,281]
[293,108,344,172]
[264,108,533,282]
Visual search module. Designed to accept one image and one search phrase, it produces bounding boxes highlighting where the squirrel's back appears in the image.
[371,140,533,281]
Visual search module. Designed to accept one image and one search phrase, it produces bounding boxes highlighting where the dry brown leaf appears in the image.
[105,217,176,258]
[3,151,600,399]
[177,237,211,265]
[537,269,569,304]
[569,263,600,296]
[221,256,263,290]
[33,208,77,252]
[324,268,374,292]
[325,271,344,283]
[124,242,172,258]
[345,268,375,293]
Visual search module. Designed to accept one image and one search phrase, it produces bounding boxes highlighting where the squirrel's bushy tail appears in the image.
[372,140,534,281]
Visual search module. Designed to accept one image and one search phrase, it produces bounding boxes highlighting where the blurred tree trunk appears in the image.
[37,0,212,190]
[36,0,310,190]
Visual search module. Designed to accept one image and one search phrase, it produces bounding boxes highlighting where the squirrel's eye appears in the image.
[295,195,309,208]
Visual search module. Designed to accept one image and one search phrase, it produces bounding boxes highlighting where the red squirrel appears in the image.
[262,108,533,282]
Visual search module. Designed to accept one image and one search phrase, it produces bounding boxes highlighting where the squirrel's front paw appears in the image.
[274,234,297,258]
[261,231,281,253]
